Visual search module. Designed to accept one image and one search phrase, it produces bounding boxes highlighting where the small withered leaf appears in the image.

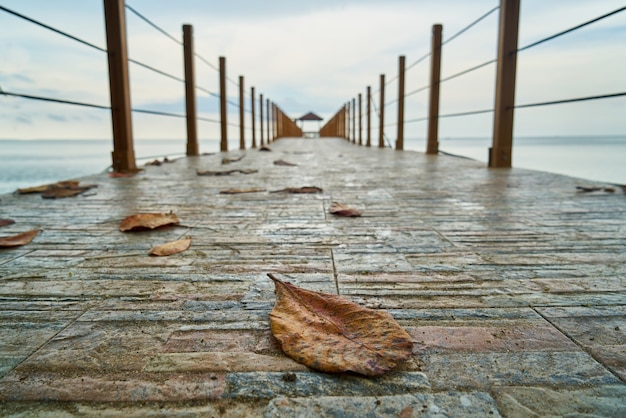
[0,229,40,247]
[267,273,413,376]
[119,212,180,232]
[270,186,323,194]
[329,202,362,217]
[197,169,257,176]
[148,237,191,256]
[219,188,266,195]
[273,159,297,166]
[0,219,16,228]
[18,180,79,194]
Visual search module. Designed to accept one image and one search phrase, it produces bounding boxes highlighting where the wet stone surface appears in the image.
[0,137,625,415]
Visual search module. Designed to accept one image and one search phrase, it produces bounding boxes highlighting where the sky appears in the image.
[0,0,625,142]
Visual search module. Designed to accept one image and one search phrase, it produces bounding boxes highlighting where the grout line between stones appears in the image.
[5,307,88,378]
[531,306,626,384]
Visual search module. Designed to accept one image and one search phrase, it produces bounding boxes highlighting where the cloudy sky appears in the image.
[1,0,624,143]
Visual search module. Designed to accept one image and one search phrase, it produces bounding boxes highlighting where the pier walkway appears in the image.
[1,137,625,416]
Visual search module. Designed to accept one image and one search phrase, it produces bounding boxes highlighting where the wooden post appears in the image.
[490,0,520,168]
[182,24,198,156]
[251,87,257,148]
[266,99,271,142]
[103,0,136,172]
[366,86,371,147]
[427,24,443,155]
[219,56,227,152]
[358,93,362,145]
[259,93,264,146]
[239,76,245,150]
[396,55,405,150]
[352,97,356,144]
[378,74,385,148]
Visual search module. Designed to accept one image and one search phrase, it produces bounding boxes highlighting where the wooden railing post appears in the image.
[367,86,371,147]
[358,93,362,145]
[219,56,227,152]
[396,55,405,150]
[378,74,385,148]
[259,93,264,146]
[344,104,348,139]
[427,24,443,155]
[251,87,257,148]
[490,0,520,168]
[103,0,137,172]
[239,76,245,150]
[352,97,356,144]
[182,24,198,156]
[266,98,271,143]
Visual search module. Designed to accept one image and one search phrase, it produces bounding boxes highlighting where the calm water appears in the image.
[0,136,624,195]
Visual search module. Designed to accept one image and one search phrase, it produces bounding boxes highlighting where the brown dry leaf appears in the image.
[274,159,297,166]
[197,169,258,176]
[119,212,180,232]
[219,188,266,195]
[270,186,323,194]
[329,202,362,217]
[259,146,272,152]
[42,184,97,199]
[0,219,16,228]
[18,180,79,194]
[0,229,40,247]
[267,273,413,376]
[148,237,191,256]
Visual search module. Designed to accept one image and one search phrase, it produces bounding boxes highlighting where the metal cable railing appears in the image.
[323,2,625,163]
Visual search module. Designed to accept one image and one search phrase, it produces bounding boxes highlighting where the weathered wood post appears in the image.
[251,87,257,148]
[182,24,198,156]
[378,74,385,148]
[259,93,264,146]
[490,0,520,168]
[367,86,371,147]
[219,56,227,151]
[266,98,270,143]
[358,93,362,145]
[396,55,405,150]
[239,76,245,150]
[103,0,137,172]
[427,24,443,155]
[352,97,356,144]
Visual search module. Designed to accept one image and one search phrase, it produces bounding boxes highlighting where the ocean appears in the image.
[0,136,624,195]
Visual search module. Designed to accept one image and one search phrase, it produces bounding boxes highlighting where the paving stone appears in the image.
[265,391,501,417]
[223,371,430,399]
[421,351,622,390]
[493,385,626,417]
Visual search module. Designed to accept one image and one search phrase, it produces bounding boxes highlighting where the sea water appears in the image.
[0,136,624,195]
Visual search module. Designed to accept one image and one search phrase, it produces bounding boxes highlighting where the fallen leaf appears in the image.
[0,219,16,228]
[270,186,323,194]
[219,188,266,194]
[329,202,362,217]
[197,169,258,176]
[148,237,191,256]
[119,212,180,232]
[0,229,40,247]
[274,159,297,166]
[222,155,245,165]
[18,180,79,194]
[267,273,413,376]
[259,146,272,152]
[42,184,97,199]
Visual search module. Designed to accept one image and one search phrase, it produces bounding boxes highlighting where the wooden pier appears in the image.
[1,137,625,416]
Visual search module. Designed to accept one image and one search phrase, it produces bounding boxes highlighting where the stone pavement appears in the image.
[0,137,625,416]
